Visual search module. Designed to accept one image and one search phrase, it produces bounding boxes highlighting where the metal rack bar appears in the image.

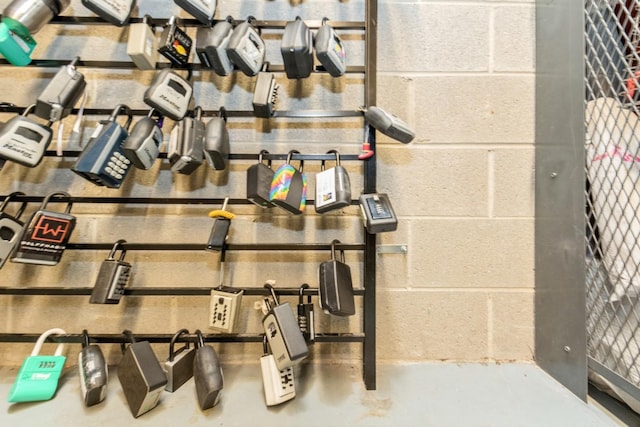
[0,333,365,344]
[0,59,365,74]
[0,287,366,297]
[362,0,378,391]
[63,243,365,251]
[45,16,366,30]
[0,105,363,119]
[36,153,363,161]
[0,195,361,206]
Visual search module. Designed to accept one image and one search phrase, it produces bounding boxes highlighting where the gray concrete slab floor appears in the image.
[0,362,623,427]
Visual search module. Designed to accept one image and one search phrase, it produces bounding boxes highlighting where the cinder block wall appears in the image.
[0,0,535,366]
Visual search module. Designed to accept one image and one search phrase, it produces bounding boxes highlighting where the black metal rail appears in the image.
[0,104,365,119]
[0,286,365,297]
[0,333,365,344]
[0,59,366,74]
[47,16,366,30]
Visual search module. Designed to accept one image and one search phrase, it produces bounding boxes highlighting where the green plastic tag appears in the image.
[7,355,66,402]
[0,19,35,66]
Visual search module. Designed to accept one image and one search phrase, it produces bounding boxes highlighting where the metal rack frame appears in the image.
[0,1,380,391]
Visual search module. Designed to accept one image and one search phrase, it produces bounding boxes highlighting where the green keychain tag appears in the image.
[0,18,36,66]
[8,328,67,403]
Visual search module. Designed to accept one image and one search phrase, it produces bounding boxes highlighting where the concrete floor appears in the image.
[0,362,626,426]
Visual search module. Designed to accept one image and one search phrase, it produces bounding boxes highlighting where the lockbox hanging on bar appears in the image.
[0,192,27,269]
[247,150,275,208]
[0,105,53,167]
[71,104,133,188]
[262,283,309,371]
[81,0,135,27]
[196,16,235,76]
[204,107,230,171]
[260,335,295,406]
[226,17,265,76]
[35,56,86,122]
[358,193,398,234]
[174,0,217,26]
[252,64,278,118]
[314,18,346,77]
[315,149,351,214]
[280,16,314,79]
[90,239,132,304]
[164,329,195,393]
[297,284,315,343]
[127,15,158,70]
[11,191,75,266]
[269,150,308,215]
[158,16,192,67]
[118,330,167,418]
[144,69,193,121]
[122,109,163,170]
[8,328,67,403]
[193,330,224,410]
[167,106,205,175]
[364,106,415,144]
[78,330,108,407]
[318,239,355,316]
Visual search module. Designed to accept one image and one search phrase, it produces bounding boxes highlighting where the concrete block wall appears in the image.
[0,0,535,366]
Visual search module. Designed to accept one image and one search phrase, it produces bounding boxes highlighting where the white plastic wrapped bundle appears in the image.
[586,97,640,302]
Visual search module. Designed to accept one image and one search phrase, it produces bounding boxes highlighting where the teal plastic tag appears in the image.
[7,355,66,402]
[0,20,35,66]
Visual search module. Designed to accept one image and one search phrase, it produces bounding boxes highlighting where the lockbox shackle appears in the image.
[321,149,342,171]
[31,328,67,357]
[40,191,73,213]
[286,149,304,173]
[81,329,91,349]
[218,106,228,122]
[330,239,346,263]
[21,104,53,126]
[169,328,190,362]
[299,283,311,304]
[120,329,136,353]
[0,191,27,218]
[108,104,133,131]
[193,106,203,121]
[264,282,279,305]
[195,329,205,348]
[257,149,272,168]
[107,239,127,261]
